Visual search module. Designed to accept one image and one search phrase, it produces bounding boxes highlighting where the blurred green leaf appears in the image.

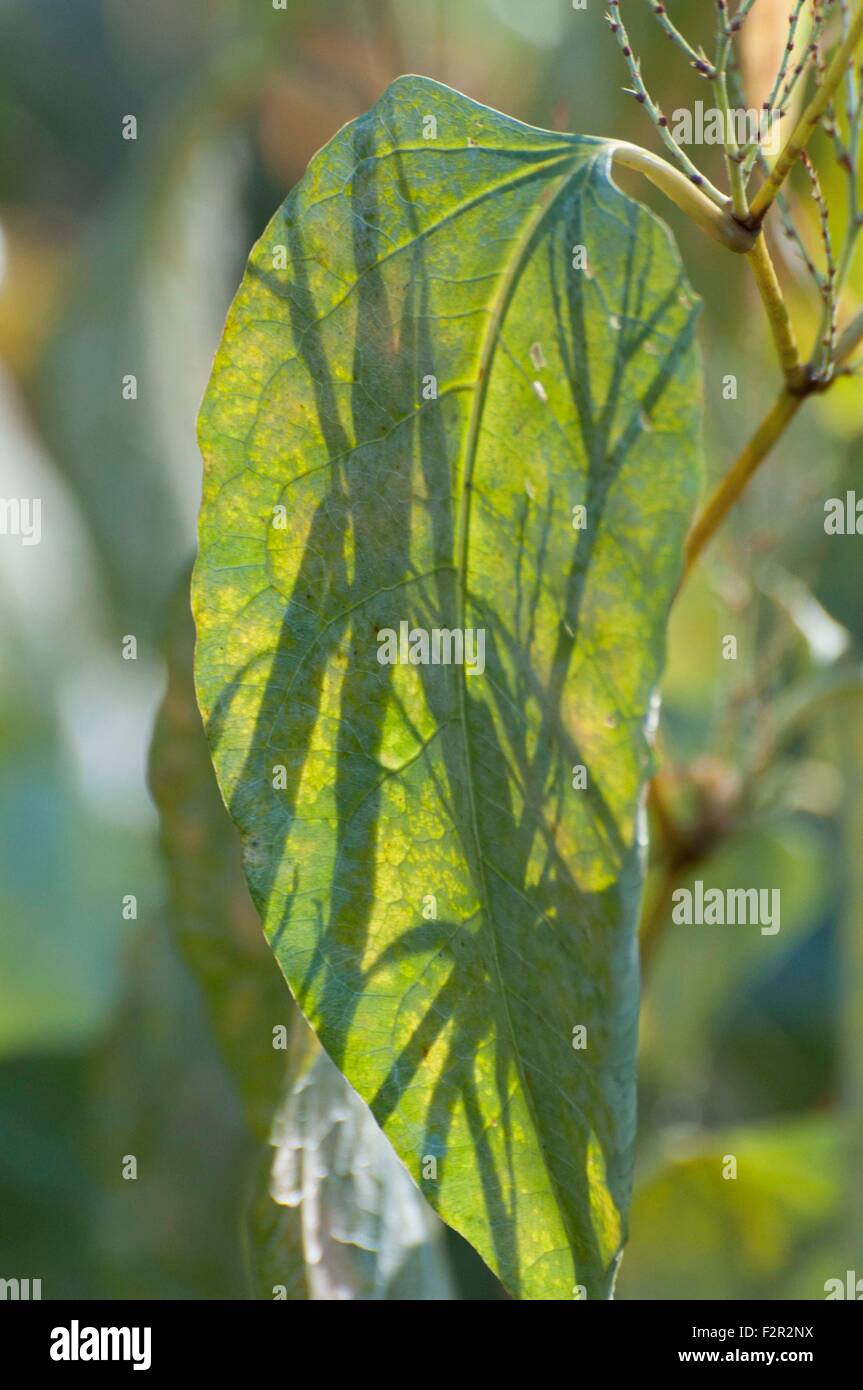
[618,1117,839,1300]
[640,819,831,1107]
[0,737,150,1060]
[193,75,702,1298]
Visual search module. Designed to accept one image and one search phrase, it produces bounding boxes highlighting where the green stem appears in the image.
[683,388,803,578]
[683,305,863,577]
[609,142,755,252]
[746,231,804,387]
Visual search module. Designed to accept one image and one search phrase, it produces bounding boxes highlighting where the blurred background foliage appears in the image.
[0,0,860,1299]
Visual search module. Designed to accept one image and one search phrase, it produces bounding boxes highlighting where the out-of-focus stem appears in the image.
[683,299,863,578]
[683,389,803,577]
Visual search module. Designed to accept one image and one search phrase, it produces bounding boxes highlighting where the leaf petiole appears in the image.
[609,140,757,253]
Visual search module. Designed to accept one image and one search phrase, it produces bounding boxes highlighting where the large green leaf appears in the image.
[194,75,702,1299]
[150,576,453,1299]
[149,577,291,1142]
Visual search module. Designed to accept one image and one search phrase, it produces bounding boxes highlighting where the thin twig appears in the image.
[732,0,761,24]
[606,2,729,205]
[754,146,826,291]
[801,150,839,372]
[683,390,804,577]
[761,0,809,127]
[682,306,863,578]
[747,0,863,225]
[715,13,750,217]
[643,1,716,78]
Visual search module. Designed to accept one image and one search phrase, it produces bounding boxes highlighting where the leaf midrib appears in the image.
[452,147,598,1267]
